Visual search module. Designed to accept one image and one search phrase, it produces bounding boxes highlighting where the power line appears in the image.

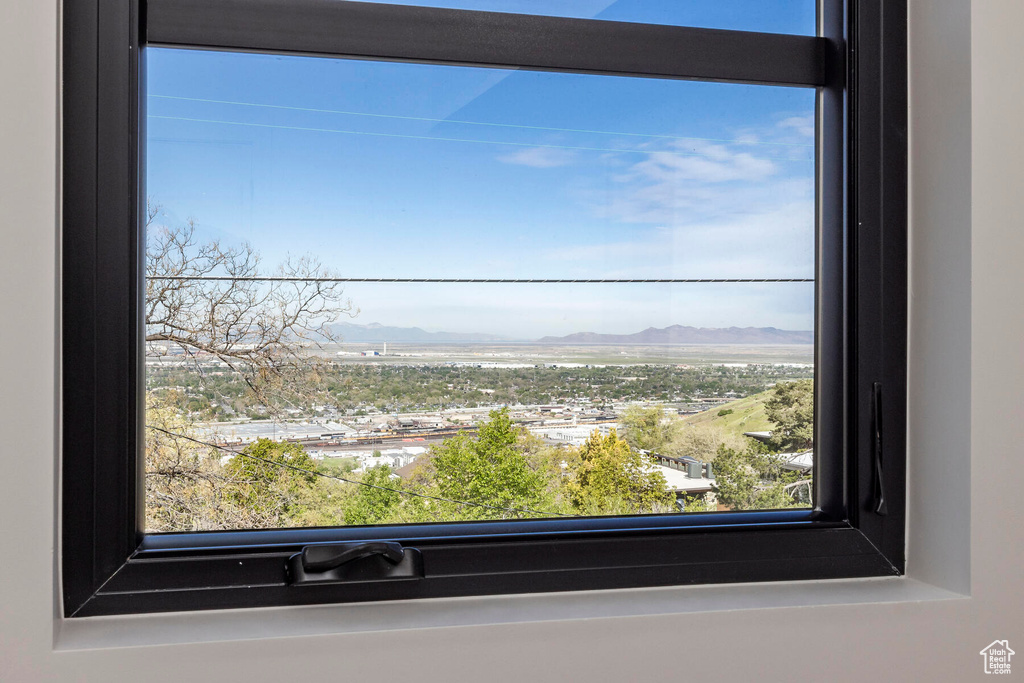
[149,93,815,149]
[148,115,812,162]
[147,276,815,284]
[146,423,572,519]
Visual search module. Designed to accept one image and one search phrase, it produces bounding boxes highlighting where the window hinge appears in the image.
[871,382,888,516]
[287,541,423,585]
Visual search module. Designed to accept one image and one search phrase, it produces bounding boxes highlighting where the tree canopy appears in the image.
[764,379,814,452]
[420,408,554,520]
[620,405,746,463]
[222,438,324,527]
[565,429,674,516]
[342,464,403,526]
[712,444,804,511]
[145,394,237,532]
[620,405,675,452]
[145,396,344,530]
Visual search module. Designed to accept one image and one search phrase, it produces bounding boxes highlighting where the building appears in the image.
[528,423,618,446]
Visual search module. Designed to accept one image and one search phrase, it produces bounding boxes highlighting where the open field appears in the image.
[318,341,815,366]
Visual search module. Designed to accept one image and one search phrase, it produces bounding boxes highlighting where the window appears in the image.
[145,50,817,530]
[62,0,906,616]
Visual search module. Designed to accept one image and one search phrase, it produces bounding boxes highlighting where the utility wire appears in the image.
[146,423,572,518]
[148,115,811,162]
[147,276,815,283]
[149,93,815,149]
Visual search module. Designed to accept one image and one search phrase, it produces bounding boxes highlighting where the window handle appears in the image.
[287,542,422,585]
[872,382,888,516]
[302,541,404,572]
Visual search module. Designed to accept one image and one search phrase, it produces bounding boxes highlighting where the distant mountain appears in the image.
[327,322,813,344]
[329,321,510,343]
[536,325,814,345]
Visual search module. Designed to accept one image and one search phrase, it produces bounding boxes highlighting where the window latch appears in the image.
[871,382,887,516]
[287,542,423,585]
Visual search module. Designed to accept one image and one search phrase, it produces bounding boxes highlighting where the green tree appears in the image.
[223,439,322,527]
[343,464,402,525]
[679,492,718,513]
[565,429,674,515]
[620,405,676,452]
[621,406,747,464]
[662,423,748,463]
[712,445,802,511]
[516,429,574,511]
[423,408,552,520]
[144,394,236,532]
[146,392,351,530]
[764,379,814,452]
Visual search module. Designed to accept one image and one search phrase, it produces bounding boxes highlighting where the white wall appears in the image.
[2,1,1021,680]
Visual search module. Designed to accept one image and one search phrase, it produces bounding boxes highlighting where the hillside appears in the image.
[681,391,774,438]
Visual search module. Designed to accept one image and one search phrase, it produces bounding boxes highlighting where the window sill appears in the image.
[54,575,965,651]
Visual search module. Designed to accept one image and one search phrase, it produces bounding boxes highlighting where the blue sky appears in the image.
[146,1,817,339]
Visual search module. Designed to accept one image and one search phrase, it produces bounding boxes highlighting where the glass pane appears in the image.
[145,48,816,532]
[356,0,816,36]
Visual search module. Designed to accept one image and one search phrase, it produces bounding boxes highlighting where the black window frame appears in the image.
[61,0,906,617]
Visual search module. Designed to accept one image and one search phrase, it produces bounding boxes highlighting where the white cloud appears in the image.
[590,140,785,225]
[556,129,815,287]
[497,146,576,168]
[777,115,815,138]
[629,141,777,184]
[587,130,813,228]
[542,200,814,282]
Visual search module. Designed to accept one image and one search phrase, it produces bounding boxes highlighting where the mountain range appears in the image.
[330,322,812,345]
[537,325,813,345]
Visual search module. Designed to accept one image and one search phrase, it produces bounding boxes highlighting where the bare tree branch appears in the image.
[145,202,357,408]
